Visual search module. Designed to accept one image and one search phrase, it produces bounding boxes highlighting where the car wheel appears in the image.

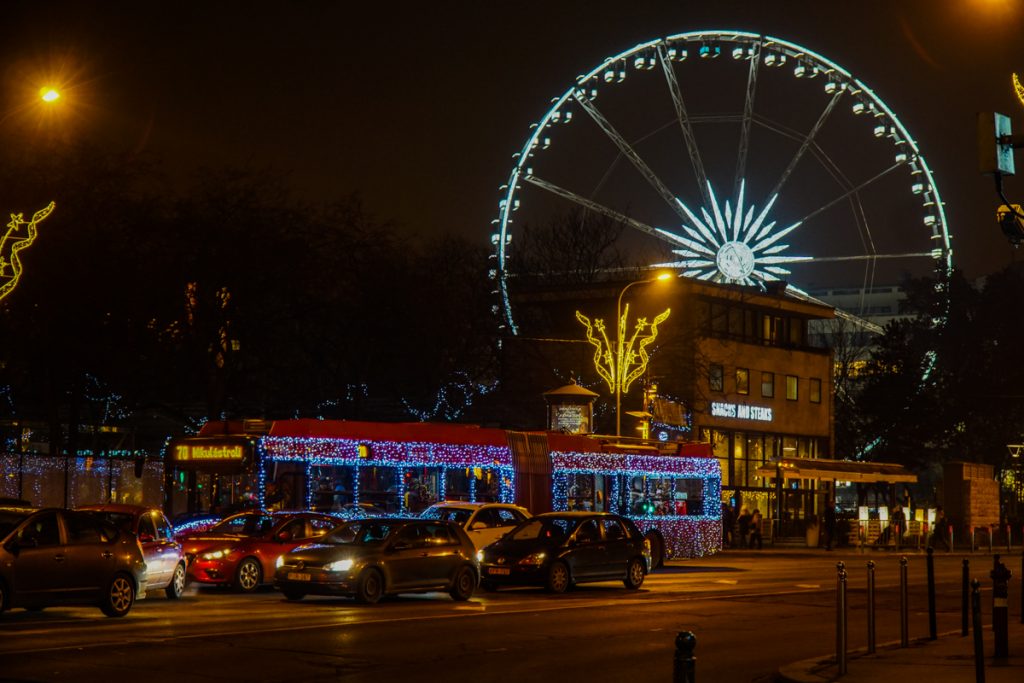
[282,586,306,601]
[165,562,186,599]
[545,561,570,594]
[100,573,135,617]
[234,558,262,593]
[449,566,476,601]
[355,568,384,604]
[480,580,499,592]
[623,557,646,590]
[645,532,664,570]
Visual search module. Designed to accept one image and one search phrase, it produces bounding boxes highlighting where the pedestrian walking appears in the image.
[721,503,736,548]
[928,505,950,550]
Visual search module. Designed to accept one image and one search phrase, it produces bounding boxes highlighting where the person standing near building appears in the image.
[722,503,736,548]
[890,503,906,548]
[737,506,752,548]
[929,506,950,550]
[749,509,763,549]
[824,496,837,550]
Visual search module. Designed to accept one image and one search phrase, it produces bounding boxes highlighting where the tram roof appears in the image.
[199,419,511,447]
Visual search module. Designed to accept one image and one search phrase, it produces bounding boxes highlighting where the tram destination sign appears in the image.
[710,401,773,422]
[168,438,254,472]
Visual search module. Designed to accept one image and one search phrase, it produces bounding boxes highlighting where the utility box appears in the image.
[943,461,1000,529]
[978,112,1016,175]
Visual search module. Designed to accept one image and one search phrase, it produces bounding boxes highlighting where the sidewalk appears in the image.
[777,626,1024,683]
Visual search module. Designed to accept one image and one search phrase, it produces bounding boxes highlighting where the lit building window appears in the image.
[736,368,749,395]
[709,364,723,392]
[786,375,799,401]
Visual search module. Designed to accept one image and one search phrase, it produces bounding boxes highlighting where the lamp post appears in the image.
[615,272,672,436]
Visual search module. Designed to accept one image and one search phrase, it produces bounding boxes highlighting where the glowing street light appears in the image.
[39,87,60,103]
[576,272,674,438]
[615,273,673,436]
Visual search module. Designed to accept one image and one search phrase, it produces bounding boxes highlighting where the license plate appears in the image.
[287,572,311,582]
[488,567,510,576]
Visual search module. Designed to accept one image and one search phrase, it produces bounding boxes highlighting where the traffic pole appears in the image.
[963,558,970,636]
[673,631,696,683]
[990,555,1011,659]
[927,547,937,640]
[836,562,848,675]
[866,560,876,654]
[972,579,986,683]
[899,556,909,648]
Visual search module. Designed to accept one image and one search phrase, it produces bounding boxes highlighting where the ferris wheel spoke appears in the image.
[767,90,844,200]
[794,161,905,227]
[523,175,668,243]
[794,252,939,263]
[571,90,691,224]
[734,41,762,199]
[657,44,711,207]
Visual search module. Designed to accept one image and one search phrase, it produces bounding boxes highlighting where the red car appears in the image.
[78,504,187,599]
[179,511,339,592]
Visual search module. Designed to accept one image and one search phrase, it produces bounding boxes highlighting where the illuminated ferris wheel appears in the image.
[491,30,952,334]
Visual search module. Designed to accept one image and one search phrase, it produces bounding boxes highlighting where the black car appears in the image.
[0,506,148,617]
[274,518,479,604]
[478,512,651,593]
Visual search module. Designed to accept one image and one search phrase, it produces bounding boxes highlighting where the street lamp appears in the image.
[615,272,673,437]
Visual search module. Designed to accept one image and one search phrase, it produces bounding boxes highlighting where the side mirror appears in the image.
[138,533,155,543]
[276,531,292,542]
[4,540,19,555]
[467,522,481,531]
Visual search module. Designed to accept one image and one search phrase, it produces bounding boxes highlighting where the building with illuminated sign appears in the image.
[500,276,835,534]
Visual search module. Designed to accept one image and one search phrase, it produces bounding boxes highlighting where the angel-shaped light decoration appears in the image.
[0,201,56,303]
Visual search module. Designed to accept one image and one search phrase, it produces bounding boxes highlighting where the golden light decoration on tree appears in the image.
[0,201,55,303]
[1014,73,1024,109]
[576,303,670,395]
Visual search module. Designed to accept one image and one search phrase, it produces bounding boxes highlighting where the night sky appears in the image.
[3,0,1024,281]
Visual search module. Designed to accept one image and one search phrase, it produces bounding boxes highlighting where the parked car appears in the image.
[478,512,651,594]
[79,504,186,599]
[274,518,478,604]
[0,506,148,617]
[178,511,338,592]
[419,502,530,550]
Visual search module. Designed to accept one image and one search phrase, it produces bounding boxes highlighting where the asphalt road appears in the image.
[1,549,1015,683]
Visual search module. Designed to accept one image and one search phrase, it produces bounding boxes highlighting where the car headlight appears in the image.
[200,547,235,560]
[475,549,484,563]
[275,555,286,569]
[323,559,354,572]
[517,552,547,566]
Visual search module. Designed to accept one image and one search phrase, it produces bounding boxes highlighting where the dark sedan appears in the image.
[478,512,650,593]
[0,506,148,617]
[274,518,478,604]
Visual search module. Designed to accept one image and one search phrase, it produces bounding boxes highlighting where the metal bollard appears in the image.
[673,631,696,683]
[899,556,909,648]
[991,555,1011,659]
[836,562,848,675]
[927,547,937,640]
[867,560,876,654]
[1006,524,1011,553]
[963,558,970,636]
[971,579,985,683]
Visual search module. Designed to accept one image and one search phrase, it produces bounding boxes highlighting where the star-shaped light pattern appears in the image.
[655,181,810,285]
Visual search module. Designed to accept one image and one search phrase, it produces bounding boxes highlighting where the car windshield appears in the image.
[210,513,275,536]
[324,521,395,545]
[0,509,32,540]
[419,506,472,525]
[508,517,576,542]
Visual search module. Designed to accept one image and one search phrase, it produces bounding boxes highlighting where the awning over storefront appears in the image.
[755,458,917,483]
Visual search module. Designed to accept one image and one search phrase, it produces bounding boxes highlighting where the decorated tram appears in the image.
[166,419,722,561]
